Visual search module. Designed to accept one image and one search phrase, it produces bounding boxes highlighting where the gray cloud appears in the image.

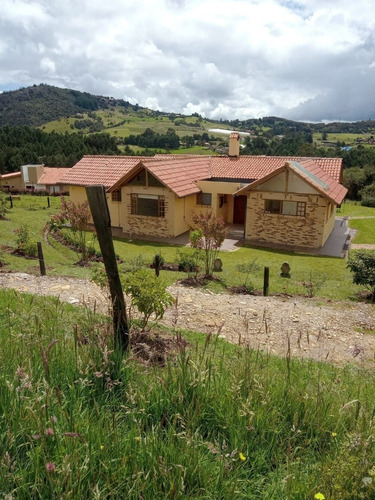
[0,0,374,121]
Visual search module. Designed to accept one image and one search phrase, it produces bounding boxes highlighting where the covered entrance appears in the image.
[233,195,247,224]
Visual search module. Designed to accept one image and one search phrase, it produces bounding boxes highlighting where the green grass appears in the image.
[350,219,375,244]
[38,106,230,141]
[338,201,375,217]
[1,288,375,498]
[0,194,364,300]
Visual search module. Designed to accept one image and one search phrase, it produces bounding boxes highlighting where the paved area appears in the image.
[317,217,355,258]
[126,219,355,257]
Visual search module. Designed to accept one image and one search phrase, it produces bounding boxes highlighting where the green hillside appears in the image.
[0,83,135,127]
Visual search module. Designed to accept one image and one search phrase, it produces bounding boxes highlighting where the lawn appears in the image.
[0,194,365,301]
[1,288,375,498]
[350,219,375,244]
[338,200,375,217]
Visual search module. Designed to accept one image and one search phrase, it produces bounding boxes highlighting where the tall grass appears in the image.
[1,289,375,498]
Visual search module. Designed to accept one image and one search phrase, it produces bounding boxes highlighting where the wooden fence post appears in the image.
[85,185,129,352]
[47,196,50,208]
[9,195,13,209]
[37,242,46,276]
[263,266,269,296]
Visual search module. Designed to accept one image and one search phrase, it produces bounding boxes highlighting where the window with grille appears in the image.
[130,194,165,217]
[111,190,122,202]
[265,200,306,216]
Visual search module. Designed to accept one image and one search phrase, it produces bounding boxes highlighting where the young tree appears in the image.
[53,197,92,262]
[189,210,227,276]
[347,251,375,302]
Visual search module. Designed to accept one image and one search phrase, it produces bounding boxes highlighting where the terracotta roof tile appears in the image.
[1,172,22,179]
[210,155,343,182]
[59,156,154,188]
[38,167,72,185]
[142,157,211,198]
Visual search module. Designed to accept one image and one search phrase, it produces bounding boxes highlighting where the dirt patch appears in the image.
[130,329,188,366]
[1,272,375,367]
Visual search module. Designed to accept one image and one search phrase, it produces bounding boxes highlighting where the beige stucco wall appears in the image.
[254,170,319,195]
[69,185,124,227]
[196,180,242,223]
[245,190,334,248]
[0,174,24,190]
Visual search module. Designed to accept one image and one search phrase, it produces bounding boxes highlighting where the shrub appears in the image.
[347,251,375,301]
[361,197,375,208]
[301,272,327,298]
[176,247,202,274]
[122,269,174,331]
[0,193,8,219]
[189,211,227,276]
[14,225,37,257]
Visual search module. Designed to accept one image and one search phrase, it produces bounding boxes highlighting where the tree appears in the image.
[347,251,375,302]
[189,210,227,276]
[52,197,93,262]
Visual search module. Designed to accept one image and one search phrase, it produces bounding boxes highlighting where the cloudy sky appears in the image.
[1,0,374,122]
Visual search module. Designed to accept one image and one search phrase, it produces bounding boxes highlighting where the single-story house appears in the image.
[0,165,71,194]
[59,133,347,250]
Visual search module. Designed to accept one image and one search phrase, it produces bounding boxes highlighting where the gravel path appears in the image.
[1,272,375,367]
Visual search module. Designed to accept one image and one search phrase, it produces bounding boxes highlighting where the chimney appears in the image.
[229,132,240,157]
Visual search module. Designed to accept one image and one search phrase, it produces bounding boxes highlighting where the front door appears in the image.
[233,195,247,224]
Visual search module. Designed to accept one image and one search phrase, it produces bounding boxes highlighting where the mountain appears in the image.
[0,84,135,127]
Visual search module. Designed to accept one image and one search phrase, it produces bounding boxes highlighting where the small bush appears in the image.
[361,197,375,208]
[14,225,37,257]
[122,269,174,331]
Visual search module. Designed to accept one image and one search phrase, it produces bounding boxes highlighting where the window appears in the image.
[219,194,228,208]
[265,200,281,214]
[130,194,165,217]
[196,192,212,206]
[265,200,306,217]
[111,189,122,202]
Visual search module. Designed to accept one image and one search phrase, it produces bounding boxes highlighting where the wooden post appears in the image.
[85,185,129,352]
[9,195,13,209]
[37,242,46,276]
[154,254,161,277]
[47,196,50,208]
[263,266,269,296]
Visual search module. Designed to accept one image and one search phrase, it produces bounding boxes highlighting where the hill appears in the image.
[0,83,135,127]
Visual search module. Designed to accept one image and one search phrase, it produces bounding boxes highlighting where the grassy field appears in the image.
[337,201,375,244]
[39,106,230,140]
[349,219,375,244]
[313,132,375,148]
[0,194,368,301]
[338,201,375,217]
[1,288,375,498]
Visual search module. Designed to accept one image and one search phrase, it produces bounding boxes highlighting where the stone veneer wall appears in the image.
[122,186,175,238]
[245,191,330,249]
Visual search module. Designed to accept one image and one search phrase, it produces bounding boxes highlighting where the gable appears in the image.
[126,168,165,188]
[253,169,319,195]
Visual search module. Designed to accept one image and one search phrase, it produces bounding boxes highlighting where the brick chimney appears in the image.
[229,132,240,157]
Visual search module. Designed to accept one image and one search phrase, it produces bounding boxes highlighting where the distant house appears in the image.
[60,133,347,250]
[0,165,71,194]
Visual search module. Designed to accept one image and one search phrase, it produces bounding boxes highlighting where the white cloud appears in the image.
[0,0,374,121]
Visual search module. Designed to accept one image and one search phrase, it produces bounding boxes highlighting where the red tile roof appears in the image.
[38,167,71,185]
[209,155,343,182]
[59,156,152,188]
[1,172,21,179]
[142,157,211,198]
[65,154,345,202]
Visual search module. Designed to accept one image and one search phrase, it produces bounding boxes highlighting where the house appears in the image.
[0,165,71,194]
[59,133,347,250]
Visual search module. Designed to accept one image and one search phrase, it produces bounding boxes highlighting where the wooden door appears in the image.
[233,196,247,224]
